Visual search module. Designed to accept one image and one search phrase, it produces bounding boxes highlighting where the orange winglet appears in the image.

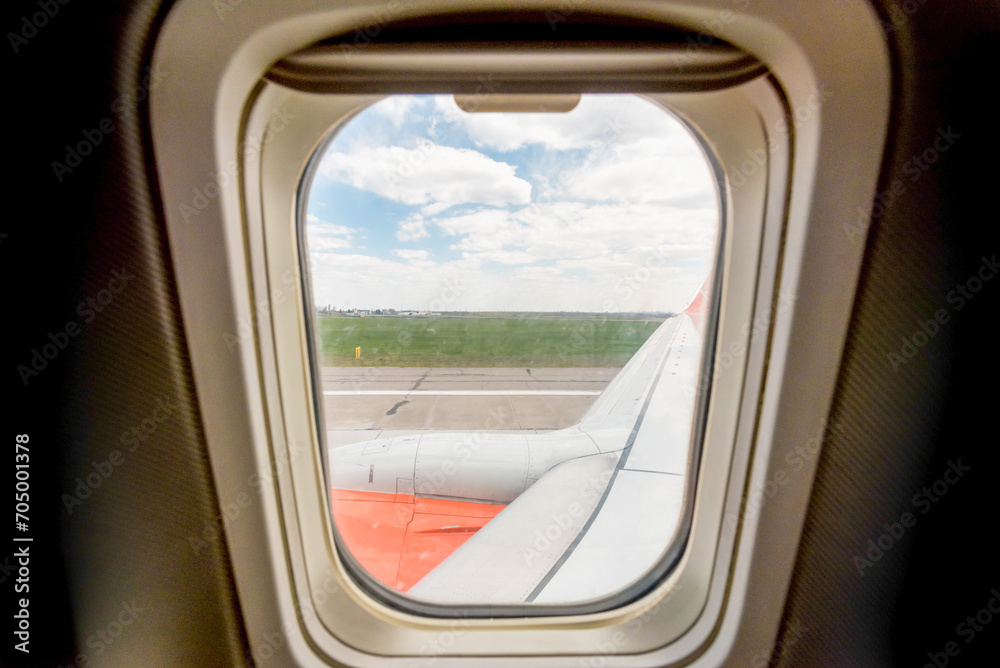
[331,489,506,592]
[682,269,713,334]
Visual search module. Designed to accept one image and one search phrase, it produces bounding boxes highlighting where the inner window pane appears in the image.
[304,93,718,607]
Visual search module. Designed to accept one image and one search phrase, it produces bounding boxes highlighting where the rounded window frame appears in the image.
[295,91,726,616]
[149,1,892,665]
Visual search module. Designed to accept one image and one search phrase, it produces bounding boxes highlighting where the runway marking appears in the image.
[323,390,601,397]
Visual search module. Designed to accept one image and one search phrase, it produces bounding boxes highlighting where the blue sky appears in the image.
[305,94,718,312]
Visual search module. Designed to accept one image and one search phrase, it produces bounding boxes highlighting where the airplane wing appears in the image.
[405,314,701,604]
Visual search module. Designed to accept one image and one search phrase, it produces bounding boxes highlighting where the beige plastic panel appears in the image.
[149,1,889,666]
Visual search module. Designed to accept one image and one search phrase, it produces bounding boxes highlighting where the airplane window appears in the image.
[303,93,719,607]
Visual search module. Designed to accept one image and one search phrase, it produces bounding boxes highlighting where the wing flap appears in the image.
[531,470,685,603]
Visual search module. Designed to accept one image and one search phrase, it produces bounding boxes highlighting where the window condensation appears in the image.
[303,94,719,607]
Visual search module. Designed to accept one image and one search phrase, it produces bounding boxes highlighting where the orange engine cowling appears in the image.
[331,489,506,591]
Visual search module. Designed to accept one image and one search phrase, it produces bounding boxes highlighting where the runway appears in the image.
[323,366,618,447]
[324,390,601,396]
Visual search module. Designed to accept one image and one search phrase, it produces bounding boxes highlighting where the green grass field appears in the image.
[316,315,662,367]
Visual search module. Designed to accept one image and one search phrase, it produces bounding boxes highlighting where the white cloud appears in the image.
[306,215,357,251]
[561,137,715,206]
[419,201,454,216]
[465,249,538,265]
[308,252,484,311]
[373,96,420,127]
[317,142,531,211]
[432,200,715,266]
[306,214,355,236]
[392,249,430,261]
[513,266,563,280]
[306,94,719,312]
[436,209,524,252]
[396,214,429,241]
[308,246,705,313]
[310,236,353,251]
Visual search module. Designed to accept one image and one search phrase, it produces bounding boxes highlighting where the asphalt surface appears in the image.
[323,366,618,447]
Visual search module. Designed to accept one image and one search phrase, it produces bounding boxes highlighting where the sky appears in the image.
[305,94,718,313]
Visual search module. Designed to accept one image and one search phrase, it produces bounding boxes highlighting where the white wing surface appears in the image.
[407,315,702,604]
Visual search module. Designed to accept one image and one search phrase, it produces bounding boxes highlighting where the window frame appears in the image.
[149,1,891,665]
[298,92,725,614]
[228,74,772,660]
